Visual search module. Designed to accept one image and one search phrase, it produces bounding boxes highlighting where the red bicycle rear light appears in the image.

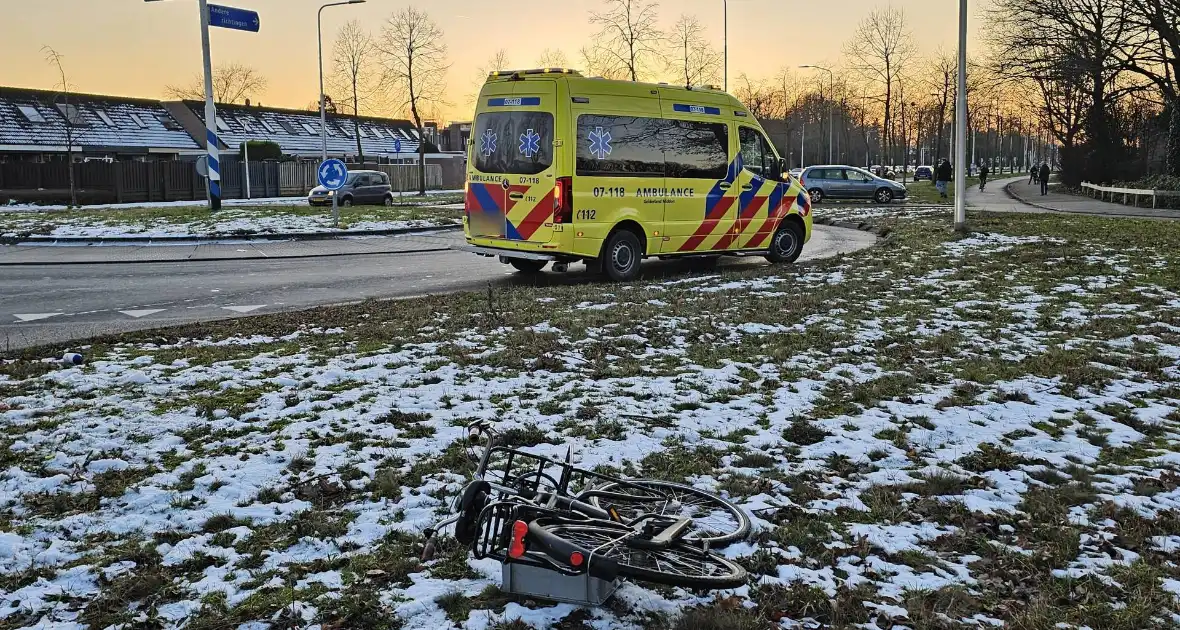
[569,551,584,567]
[553,177,573,224]
[508,520,528,559]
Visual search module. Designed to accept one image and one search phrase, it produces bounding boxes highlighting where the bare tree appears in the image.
[330,20,384,163]
[990,0,1147,183]
[924,49,956,163]
[734,75,781,120]
[378,7,450,195]
[164,63,268,104]
[587,0,663,82]
[579,44,631,80]
[487,49,511,76]
[844,6,916,169]
[669,14,722,87]
[1119,0,1180,175]
[537,48,569,68]
[43,46,82,208]
[466,49,510,119]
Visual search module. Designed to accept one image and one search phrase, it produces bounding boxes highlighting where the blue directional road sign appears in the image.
[393,137,402,155]
[318,159,349,191]
[208,4,260,33]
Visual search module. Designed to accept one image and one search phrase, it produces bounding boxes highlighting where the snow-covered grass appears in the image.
[0,199,463,239]
[3,209,1180,629]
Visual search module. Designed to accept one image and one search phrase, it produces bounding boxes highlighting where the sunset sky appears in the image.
[2,0,984,123]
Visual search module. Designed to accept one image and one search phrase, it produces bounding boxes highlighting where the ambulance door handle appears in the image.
[718,183,732,191]
[741,184,755,191]
[508,192,525,200]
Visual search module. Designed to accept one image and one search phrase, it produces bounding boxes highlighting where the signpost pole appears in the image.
[198,0,221,210]
[331,189,339,227]
[318,5,328,164]
[318,159,347,228]
[394,138,403,198]
[244,140,251,199]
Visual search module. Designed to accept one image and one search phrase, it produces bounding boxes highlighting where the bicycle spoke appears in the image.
[560,527,726,577]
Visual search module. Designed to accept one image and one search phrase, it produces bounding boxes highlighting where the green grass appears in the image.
[900,176,985,205]
[5,207,1180,628]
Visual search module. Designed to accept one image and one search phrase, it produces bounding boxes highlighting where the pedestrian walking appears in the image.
[935,159,953,199]
[1038,162,1051,195]
[1029,165,1037,185]
[979,164,990,191]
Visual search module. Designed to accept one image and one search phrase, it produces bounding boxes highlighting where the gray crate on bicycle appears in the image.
[502,559,619,605]
[422,420,752,606]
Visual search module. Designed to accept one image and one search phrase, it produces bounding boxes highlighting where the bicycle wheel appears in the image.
[583,480,751,547]
[534,523,747,589]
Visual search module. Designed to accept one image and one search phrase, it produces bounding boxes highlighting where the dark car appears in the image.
[799,165,908,204]
[914,166,934,181]
[308,170,394,207]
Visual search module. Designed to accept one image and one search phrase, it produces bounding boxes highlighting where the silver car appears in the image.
[308,170,394,207]
[799,165,908,204]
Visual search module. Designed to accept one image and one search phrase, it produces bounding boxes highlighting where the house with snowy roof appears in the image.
[164,100,431,160]
[0,87,203,162]
[0,86,439,163]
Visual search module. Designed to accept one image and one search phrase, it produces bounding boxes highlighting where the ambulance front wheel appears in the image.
[766,222,804,265]
[601,229,643,282]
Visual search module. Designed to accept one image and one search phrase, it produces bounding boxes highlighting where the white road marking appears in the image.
[14,313,64,322]
[120,309,166,319]
[222,305,266,314]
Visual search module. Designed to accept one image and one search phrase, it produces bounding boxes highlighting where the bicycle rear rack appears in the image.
[472,501,620,606]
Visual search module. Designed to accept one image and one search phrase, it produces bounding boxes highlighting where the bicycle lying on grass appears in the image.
[421,420,752,593]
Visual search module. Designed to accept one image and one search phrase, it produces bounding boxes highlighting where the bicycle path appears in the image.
[997,177,1180,220]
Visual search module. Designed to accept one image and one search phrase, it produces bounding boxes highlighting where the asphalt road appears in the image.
[0,226,877,351]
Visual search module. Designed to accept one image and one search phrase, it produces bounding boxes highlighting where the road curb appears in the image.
[0,223,462,246]
[812,215,894,239]
[0,246,457,267]
[1004,181,1063,213]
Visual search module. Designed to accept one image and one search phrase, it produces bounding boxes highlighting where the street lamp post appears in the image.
[954,0,968,231]
[318,0,365,164]
[800,65,834,164]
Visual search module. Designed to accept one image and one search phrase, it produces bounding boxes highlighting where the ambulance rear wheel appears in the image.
[766,222,804,264]
[602,229,642,282]
[509,259,547,274]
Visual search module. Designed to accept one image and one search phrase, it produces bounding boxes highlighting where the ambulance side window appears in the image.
[739,126,776,179]
[664,120,729,179]
[576,115,665,177]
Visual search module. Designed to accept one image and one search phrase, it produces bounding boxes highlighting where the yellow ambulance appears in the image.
[460,68,812,282]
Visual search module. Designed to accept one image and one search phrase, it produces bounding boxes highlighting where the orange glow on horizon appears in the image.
[1,0,983,123]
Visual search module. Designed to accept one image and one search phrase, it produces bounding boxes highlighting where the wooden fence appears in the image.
[0,159,450,205]
[1081,181,1180,209]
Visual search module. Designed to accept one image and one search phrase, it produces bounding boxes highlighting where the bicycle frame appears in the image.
[467,422,684,516]
[422,421,717,579]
